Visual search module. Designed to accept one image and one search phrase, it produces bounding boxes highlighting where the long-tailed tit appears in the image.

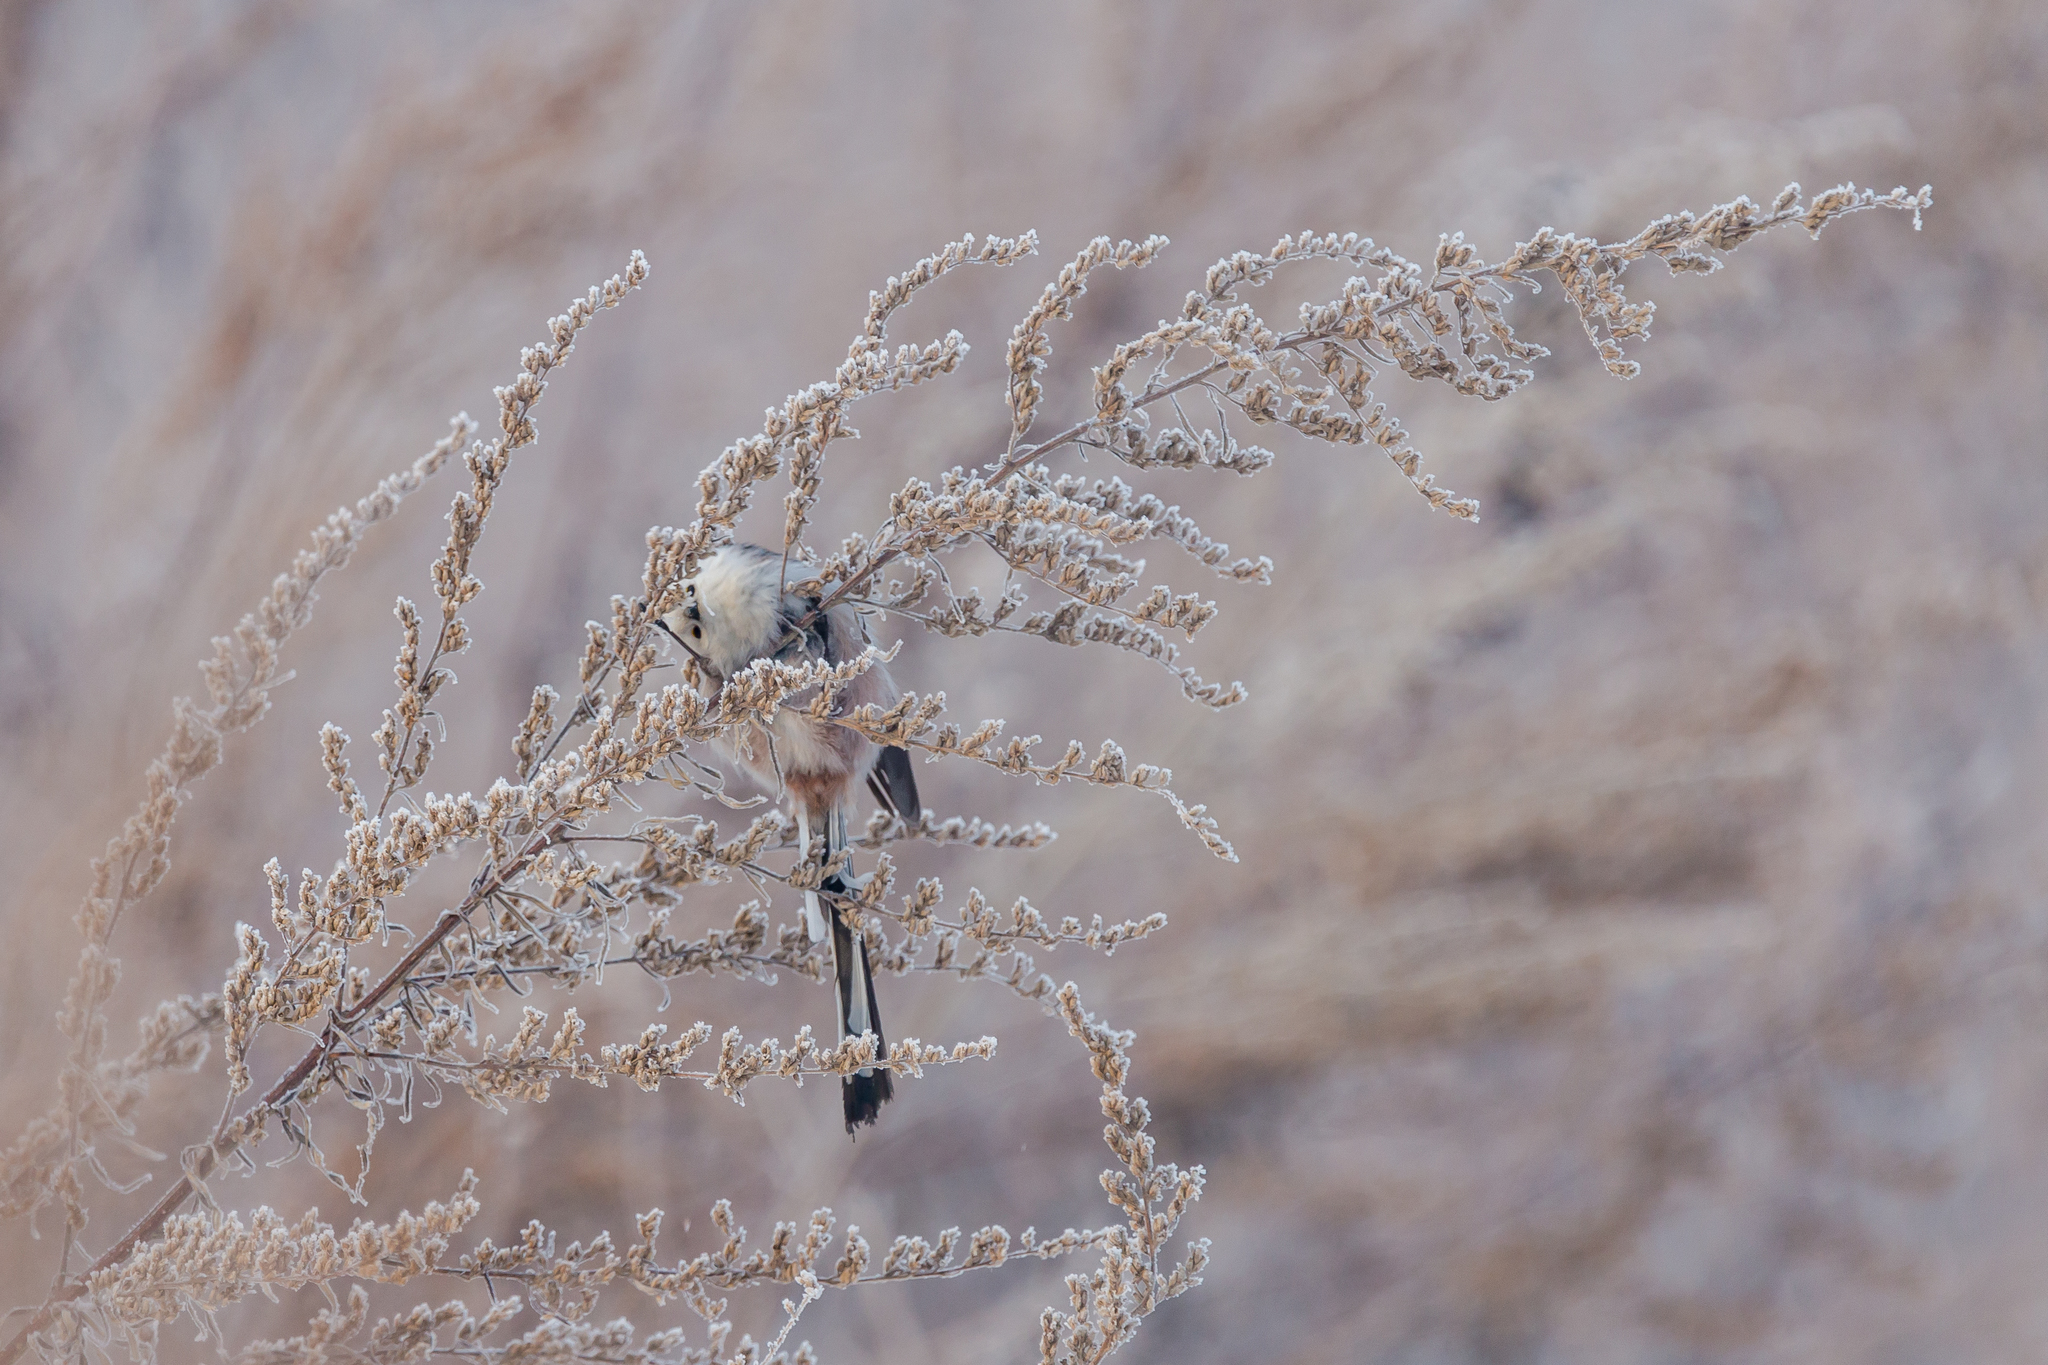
[661,545,919,1131]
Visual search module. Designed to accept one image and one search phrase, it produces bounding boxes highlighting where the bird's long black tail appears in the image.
[829,884,893,1130]
[814,807,892,1132]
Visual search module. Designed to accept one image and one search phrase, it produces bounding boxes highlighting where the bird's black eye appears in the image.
[691,625,702,640]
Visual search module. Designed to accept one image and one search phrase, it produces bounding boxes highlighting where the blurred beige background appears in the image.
[3,2,2045,1360]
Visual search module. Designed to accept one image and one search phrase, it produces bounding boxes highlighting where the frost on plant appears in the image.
[0,181,1929,1364]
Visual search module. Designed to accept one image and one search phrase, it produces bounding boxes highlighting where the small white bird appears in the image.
[661,544,919,1131]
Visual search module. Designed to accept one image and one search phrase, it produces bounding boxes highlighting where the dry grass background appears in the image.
[1,1,2043,1360]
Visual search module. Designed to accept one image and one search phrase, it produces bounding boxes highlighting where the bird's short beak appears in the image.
[656,617,711,669]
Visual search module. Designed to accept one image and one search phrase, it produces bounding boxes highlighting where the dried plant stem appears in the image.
[802,181,1933,641]
[0,412,475,1254]
[7,803,686,1362]
[799,379,1206,634]
[2,252,652,1365]
[0,849,528,1365]
[1,183,1932,1365]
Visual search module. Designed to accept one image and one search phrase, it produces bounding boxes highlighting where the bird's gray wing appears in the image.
[866,744,921,823]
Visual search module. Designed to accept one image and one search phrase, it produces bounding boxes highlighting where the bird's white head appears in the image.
[665,545,794,680]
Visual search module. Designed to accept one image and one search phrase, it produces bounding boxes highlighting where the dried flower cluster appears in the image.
[2,408,475,1250]
[0,180,1927,1364]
